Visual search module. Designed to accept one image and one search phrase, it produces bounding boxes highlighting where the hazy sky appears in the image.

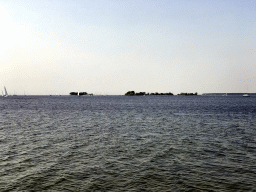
[1,0,255,95]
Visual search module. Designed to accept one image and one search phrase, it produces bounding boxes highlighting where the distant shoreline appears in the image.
[124,91,174,96]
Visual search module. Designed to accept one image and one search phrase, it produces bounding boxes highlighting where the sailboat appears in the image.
[2,86,8,97]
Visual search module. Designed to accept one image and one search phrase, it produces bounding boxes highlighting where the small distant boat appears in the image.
[222,93,227,96]
[2,86,8,97]
[243,85,250,97]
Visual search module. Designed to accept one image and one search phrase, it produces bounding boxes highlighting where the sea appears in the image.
[0,95,256,191]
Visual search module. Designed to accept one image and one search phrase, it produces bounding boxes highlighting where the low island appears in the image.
[125,91,173,96]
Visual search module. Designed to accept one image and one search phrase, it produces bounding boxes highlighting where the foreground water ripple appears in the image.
[0,95,256,191]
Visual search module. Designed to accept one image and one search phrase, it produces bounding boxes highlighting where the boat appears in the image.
[243,85,250,97]
[2,86,8,97]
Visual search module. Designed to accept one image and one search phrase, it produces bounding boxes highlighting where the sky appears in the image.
[0,0,255,95]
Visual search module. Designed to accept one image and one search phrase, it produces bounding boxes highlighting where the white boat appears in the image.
[243,85,250,97]
[2,86,8,97]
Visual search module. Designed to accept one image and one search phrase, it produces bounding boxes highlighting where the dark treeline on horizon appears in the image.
[125,91,174,96]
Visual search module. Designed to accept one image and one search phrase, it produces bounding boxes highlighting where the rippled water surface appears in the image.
[0,95,256,191]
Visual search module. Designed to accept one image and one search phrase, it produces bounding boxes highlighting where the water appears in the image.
[0,95,256,191]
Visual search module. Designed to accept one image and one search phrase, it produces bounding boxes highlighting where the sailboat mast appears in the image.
[2,86,8,97]
[4,86,8,95]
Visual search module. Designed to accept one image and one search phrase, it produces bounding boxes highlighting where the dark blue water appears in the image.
[0,95,256,191]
